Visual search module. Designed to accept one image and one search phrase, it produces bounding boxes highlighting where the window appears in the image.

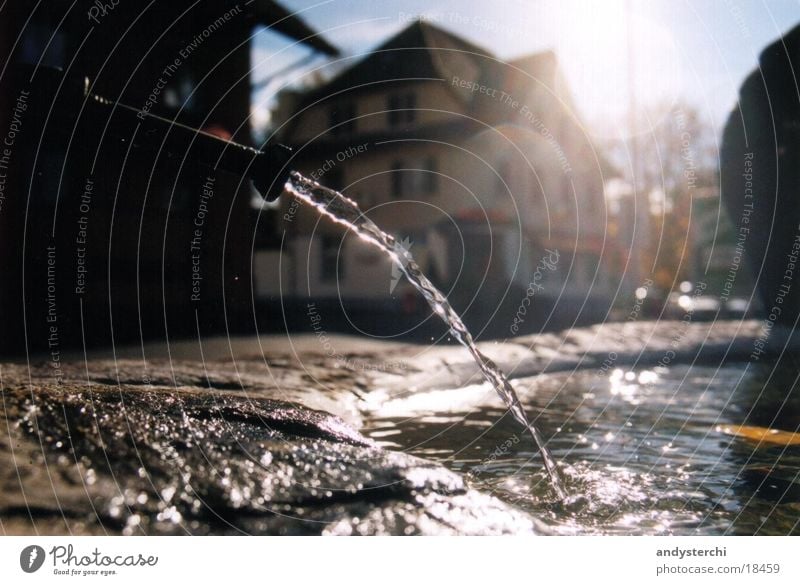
[387,93,416,127]
[421,156,438,194]
[496,160,512,196]
[391,161,404,198]
[407,157,438,195]
[329,102,356,136]
[320,235,344,282]
[391,157,438,198]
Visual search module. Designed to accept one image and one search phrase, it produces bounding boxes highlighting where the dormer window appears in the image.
[388,93,416,127]
[330,102,356,136]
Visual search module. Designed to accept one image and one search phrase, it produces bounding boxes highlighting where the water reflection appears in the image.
[364,363,800,534]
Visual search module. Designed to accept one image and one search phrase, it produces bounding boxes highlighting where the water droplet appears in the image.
[160,486,176,503]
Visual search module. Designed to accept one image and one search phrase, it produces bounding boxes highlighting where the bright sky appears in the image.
[252,0,800,138]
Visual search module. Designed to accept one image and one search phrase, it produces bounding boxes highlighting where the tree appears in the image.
[603,102,719,292]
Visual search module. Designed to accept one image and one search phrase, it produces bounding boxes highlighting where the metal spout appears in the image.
[83,75,292,201]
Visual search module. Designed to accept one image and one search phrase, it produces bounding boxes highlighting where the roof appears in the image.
[299,21,492,105]
[504,52,558,95]
[280,19,616,175]
[284,21,574,128]
[252,0,339,56]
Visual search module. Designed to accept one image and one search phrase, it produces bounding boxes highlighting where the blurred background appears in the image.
[1,0,798,355]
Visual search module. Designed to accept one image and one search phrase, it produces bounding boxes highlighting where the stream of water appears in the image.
[285,171,568,500]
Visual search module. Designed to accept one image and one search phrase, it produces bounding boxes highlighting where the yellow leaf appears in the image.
[716,424,800,446]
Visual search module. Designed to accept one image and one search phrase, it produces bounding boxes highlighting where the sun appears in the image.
[553,0,683,137]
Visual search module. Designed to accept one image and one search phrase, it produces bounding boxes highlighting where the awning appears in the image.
[252,0,339,56]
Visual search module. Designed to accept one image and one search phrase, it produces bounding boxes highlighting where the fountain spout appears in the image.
[13,65,293,201]
[81,77,293,201]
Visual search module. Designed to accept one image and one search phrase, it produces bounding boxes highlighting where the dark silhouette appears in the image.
[721,23,800,335]
[0,1,336,355]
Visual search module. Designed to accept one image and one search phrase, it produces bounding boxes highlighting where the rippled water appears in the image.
[364,363,800,535]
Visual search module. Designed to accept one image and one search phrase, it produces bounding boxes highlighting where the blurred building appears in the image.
[263,21,620,335]
[0,1,337,354]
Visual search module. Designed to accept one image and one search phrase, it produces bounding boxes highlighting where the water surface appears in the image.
[365,364,800,535]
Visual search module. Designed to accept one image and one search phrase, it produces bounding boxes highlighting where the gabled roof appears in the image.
[301,21,493,104]
[280,19,616,174]
[505,52,558,93]
[285,20,570,126]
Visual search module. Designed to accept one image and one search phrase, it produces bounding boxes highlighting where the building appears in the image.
[0,1,337,354]
[262,21,620,336]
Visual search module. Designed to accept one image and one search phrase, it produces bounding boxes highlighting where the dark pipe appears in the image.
[19,65,293,201]
[82,80,293,202]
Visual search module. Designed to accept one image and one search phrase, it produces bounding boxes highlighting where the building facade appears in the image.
[262,21,620,335]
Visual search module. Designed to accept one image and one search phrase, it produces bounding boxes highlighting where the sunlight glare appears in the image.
[554,0,683,137]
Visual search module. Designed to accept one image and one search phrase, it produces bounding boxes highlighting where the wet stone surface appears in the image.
[366,319,790,399]
[0,378,536,535]
[0,319,788,535]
